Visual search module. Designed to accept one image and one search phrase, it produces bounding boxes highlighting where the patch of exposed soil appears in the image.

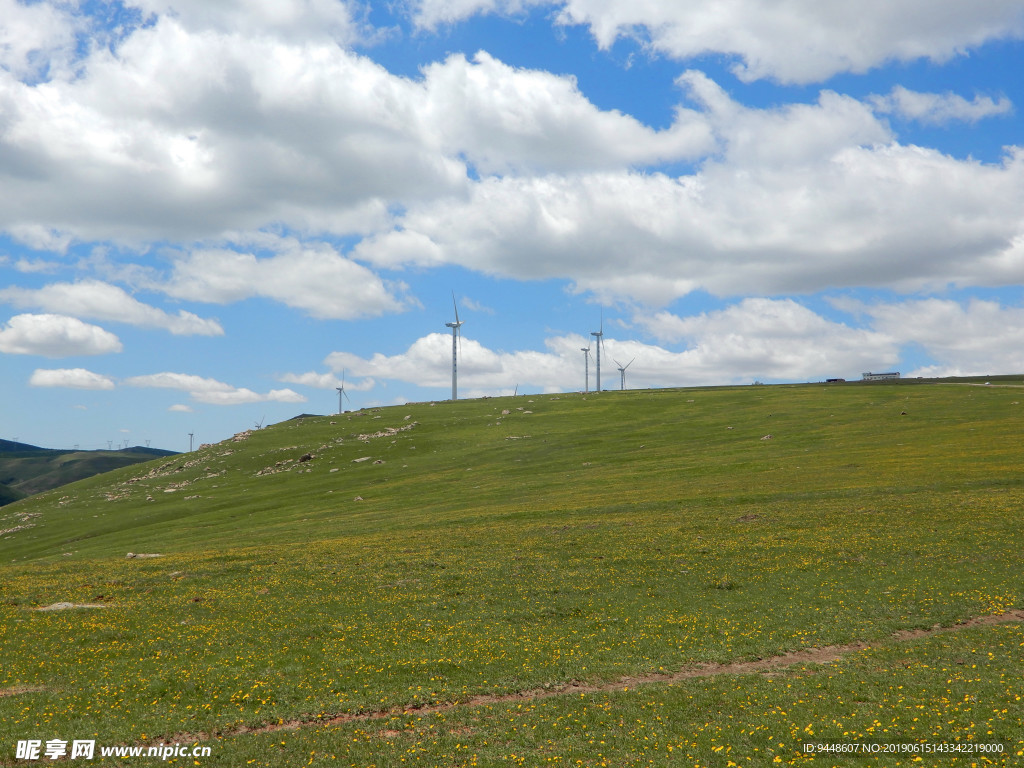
[34,602,111,611]
[0,685,45,697]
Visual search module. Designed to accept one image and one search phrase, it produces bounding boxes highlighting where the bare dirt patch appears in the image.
[34,602,111,611]
[892,609,1024,640]
[0,685,45,697]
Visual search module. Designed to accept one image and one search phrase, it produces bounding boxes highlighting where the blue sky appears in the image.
[2,0,1024,452]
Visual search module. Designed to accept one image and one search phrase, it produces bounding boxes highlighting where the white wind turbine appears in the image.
[590,313,604,392]
[614,357,635,391]
[445,294,464,401]
[580,345,591,393]
[336,370,350,414]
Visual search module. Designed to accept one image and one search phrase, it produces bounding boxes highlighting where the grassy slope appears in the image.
[0,483,24,507]
[1,382,1022,766]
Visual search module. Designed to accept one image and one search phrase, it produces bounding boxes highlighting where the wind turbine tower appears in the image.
[336,370,350,414]
[445,294,464,400]
[590,317,604,392]
[580,346,591,393]
[614,357,635,391]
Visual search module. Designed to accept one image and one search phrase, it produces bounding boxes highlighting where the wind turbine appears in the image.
[590,313,604,392]
[336,370,351,414]
[580,346,591,393]
[614,357,635,391]
[445,294,464,400]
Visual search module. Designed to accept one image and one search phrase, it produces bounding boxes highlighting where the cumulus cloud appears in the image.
[358,74,1024,304]
[0,313,123,357]
[13,258,60,274]
[410,0,1024,83]
[0,17,467,242]
[29,367,116,390]
[125,372,307,405]
[633,299,898,383]
[834,297,1024,376]
[0,14,729,249]
[298,298,895,396]
[321,332,578,394]
[122,0,361,43]
[420,51,713,174]
[159,238,409,319]
[277,370,380,391]
[1,1,1022,351]
[295,296,1024,397]
[410,0,548,30]
[0,0,81,80]
[0,280,223,335]
[870,86,1013,125]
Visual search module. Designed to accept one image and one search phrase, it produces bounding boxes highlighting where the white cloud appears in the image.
[125,372,307,405]
[358,74,1024,304]
[0,0,81,80]
[0,280,224,335]
[420,51,713,174]
[633,299,898,383]
[277,370,379,391]
[870,86,1013,125]
[159,238,409,319]
[122,0,360,43]
[13,258,60,274]
[6,225,74,253]
[413,0,1024,84]
[835,297,1024,376]
[0,15,724,249]
[308,298,894,396]
[168,403,194,412]
[322,332,578,394]
[0,19,467,243]
[279,371,341,389]
[0,313,123,357]
[29,367,116,390]
[410,0,548,30]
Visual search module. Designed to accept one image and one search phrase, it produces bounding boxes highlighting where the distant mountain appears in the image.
[121,445,179,457]
[0,439,49,453]
[0,443,178,507]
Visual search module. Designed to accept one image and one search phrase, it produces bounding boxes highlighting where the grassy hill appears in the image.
[0,441,177,508]
[1,381,1022,766]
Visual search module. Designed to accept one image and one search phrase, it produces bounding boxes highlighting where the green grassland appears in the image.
[1,381,1022,766]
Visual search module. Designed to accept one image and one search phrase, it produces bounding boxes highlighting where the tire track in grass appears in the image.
[152,609,1024,744]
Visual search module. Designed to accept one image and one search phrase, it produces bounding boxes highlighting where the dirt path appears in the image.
[159,609,1024,744]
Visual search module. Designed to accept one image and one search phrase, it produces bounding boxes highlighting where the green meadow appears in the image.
[1,380,1022,766]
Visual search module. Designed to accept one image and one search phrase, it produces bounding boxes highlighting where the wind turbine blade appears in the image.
[452,291,460,325]
[625,357,635,370]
